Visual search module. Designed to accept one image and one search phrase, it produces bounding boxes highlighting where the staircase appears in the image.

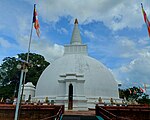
[62,115,98,120]
[62,110,100,120]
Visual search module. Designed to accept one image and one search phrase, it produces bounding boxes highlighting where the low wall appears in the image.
[0,104,64,120]
[96,104,150,120]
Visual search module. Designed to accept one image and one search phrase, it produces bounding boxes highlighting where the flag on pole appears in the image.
[128,88,132,94]
[143,83,150,92]
[33,4,40,37]
[141,3,150,37]
[133,90,137,94]
[139,87,145,93]
[144,83,147,93]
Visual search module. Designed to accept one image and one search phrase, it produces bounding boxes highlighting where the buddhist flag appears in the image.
[141,3,150,37]
[33,4,40,37]
[128,88,132,94]
[144,83,147,93]
[133,90,137,94]
[139,87,144,93]
[143,83,150,92]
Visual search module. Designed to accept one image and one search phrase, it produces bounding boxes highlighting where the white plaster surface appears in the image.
[34,19,119,110]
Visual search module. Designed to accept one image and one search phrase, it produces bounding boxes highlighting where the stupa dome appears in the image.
[35,19,119,110]
[36,54,118,98]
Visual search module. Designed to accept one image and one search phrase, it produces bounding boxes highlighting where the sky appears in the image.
[0,0,150,92]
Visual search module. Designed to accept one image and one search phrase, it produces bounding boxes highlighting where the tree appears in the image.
[137,94,150,104]
[0,53,50,100]
[0,57,20,86]
[119,86,150,104]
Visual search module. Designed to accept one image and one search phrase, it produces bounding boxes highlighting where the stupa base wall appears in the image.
[32,96,122,110]
[56,96,88,111]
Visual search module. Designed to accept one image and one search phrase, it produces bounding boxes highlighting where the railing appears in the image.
[95,105,130,120]
[96,105,117,120]
[40,105,64,120]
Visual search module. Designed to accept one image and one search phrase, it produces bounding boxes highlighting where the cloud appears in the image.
[114,37,137,58]
[32,42,64,62]
[0,1,32,37]
[18,35,64,62]
[0,0,64,63]
[113,52,150,88]
[84,30,96,40]
[57,27,68,34]
[88,35,138,60]
[27,0,146,31]
[0,37,11,48]
[1,0,150,92]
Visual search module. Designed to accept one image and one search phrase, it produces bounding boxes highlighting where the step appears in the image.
[62,115,99,120]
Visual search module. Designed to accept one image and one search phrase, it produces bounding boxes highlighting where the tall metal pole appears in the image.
[20,22,33,102]
[14,4,35,120]
[27,22,34,62]
[21,4,35,101]
[14,69,24,120]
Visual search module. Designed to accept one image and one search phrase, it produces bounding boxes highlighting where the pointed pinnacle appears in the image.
[74,18,78,24]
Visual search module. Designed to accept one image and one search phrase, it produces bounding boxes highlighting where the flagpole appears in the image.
[21,3,38,104]
[14,67,25,120]
[14,4,35,120]
[27,23,34,62]
[144,83,147,94]
[20,21,34,101]
[141,3,150,37]
[18,22,34,114]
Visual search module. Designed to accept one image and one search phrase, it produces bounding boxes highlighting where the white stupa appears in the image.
[34,19,119,110]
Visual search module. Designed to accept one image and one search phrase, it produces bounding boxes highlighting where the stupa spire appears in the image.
[74,18,78,24]
[70,19,82,45]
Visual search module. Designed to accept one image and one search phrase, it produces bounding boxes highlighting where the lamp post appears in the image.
[13,80,19,99]
[14,4,36,120]
[14,64,28,120]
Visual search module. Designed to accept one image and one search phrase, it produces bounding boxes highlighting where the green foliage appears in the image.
[119,88,125,99]
[17,53,50,85]
[0,57,20,86]
[126,86,142,101]
[0,53,50,100]
[119,86,150,104]
[137,94,150,105]
[0,83,15,100]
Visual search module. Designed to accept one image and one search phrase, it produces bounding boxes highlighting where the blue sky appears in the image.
[0,0,150,92]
